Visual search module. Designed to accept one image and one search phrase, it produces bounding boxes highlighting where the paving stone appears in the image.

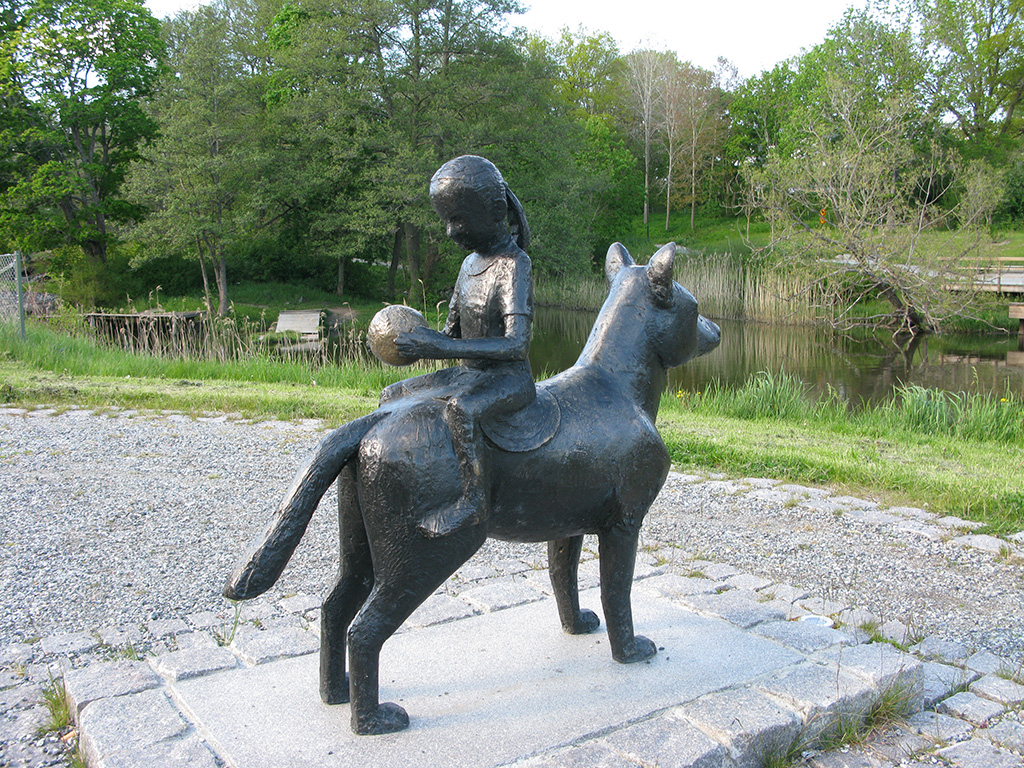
[405,593,476,627]
[799,498,851,514]
[832,496,878,509]
[699,562,741,580]
[817,642,922,704]
[149,647,238,682]
[935,691,1004,726]
[985,719,1024,752]
[638,573,722,598]
[913,636,972,665]
[777,484,830,498]
[460,579,546,612]
[79,688,219,768]
[835,608,879,630]
[676,589,787,628]
[1009,530,1024,545]
[745,488,801,504]
[228,626,319,666]
[861,726,933,763]
[971,674,1024,705]
[630,561,663,580]
[277,593,321,615]
[877,619,916,646]
[0,642,35,665]
[724,573,773,591]
[888,506,933,520]
[937,736,1022,768]
[907,708,975,743]
[807,749,885,767]
[936,515,984,530]
[0,671,20,691]
[173,631,219,651]
[40,631,99,656]
[600,709,731,768]
[62,660,160,717]
[756,662,876,740]
[238,601,278,622]
[146,619,189,638]
[921,661,976,709]
[800,598,849,617]
[843,508,902,525]
[965,649,1004,675]
[0,682,42,711]
[895,520,944,541]
[512,740,637,767]
[952,534,1009,554]
[752,621,861,654]
[738,477,777,489]
[575,559,601,589]
[183,611,222,630]
[97,625,144,648]
[678,688,801,768]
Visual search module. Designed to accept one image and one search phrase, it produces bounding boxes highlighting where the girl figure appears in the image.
[382,155,534,538]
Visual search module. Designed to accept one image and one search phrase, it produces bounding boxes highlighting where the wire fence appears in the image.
[0,251,26,338]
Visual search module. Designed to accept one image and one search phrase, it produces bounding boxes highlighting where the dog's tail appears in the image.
[223,411,386,600]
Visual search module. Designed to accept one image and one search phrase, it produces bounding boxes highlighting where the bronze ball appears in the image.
[368,305,428,366]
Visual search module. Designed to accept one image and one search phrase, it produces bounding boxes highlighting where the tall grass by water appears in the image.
[536,251,819,323]
[668,371,1024,445]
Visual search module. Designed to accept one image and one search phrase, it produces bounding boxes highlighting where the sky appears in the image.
[144,0,868,79]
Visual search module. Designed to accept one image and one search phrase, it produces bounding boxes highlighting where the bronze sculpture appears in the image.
[224,156,721,735]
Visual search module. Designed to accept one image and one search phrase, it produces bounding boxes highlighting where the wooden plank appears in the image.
[275,310,322,334]
[1010,304,1024,320]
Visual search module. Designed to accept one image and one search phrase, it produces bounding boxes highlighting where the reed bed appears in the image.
[535,252,819,324]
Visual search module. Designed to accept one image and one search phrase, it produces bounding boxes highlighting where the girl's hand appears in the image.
[395,326,448,359]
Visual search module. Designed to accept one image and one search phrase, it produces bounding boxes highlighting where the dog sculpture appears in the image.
[224,242,721,734]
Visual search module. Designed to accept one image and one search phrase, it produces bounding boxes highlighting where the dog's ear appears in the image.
[647,243,675,303]
[605,242,634,286]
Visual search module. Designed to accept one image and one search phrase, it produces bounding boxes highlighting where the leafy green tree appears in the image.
[128,0,271,315]
[0,0,163,262]
[916,0,1024,154]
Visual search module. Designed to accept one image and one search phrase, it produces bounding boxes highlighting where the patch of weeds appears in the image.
[755,732,804,768]
[996,660,1024,686]
[214,600,243,647]
[814,677,918,755]
[995,544,1022,565]
[683,568,706,579]
[37,675,72,737]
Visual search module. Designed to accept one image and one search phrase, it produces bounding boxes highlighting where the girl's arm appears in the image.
[396,313,529,362]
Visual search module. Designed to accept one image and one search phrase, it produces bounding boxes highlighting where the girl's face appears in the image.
[430,181,508,253]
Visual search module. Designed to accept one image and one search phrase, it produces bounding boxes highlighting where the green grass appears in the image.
[659,374,1024,532]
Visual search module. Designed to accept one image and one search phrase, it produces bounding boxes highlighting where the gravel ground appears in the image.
[0,406,1021,665]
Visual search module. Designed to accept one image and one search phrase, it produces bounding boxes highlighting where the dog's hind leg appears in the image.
[320,464,372,705]
[548,536,600,634]
[347,524,486,735]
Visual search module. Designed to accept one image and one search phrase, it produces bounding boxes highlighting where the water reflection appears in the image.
[531,307,1024,407]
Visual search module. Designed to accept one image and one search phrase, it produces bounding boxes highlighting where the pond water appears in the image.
[530,307,1024,407]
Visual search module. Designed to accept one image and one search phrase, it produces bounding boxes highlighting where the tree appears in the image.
[916,0,1024,153]
[128,0,271,315]
[0,0,163,262]
[622,49,669,235]
[659,59,726,230]
[745,74,1002,335]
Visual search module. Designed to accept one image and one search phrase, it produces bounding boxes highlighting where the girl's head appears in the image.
[430,155,529,253]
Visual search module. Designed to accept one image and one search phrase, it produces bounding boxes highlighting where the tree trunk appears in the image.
[404,222,422,303]
[878,283,928,335]
[386,228,403,300]
[208,242,228,318]
[195,236,213,315]
[336,255,345,297]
